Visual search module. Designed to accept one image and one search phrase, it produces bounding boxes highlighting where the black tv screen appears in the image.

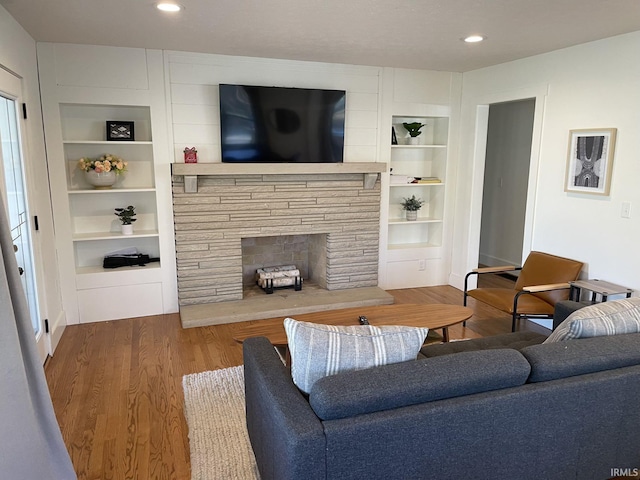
[219,84,345,163]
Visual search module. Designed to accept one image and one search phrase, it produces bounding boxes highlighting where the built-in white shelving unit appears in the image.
[378,74,458,290]
[60,104,160,274]
[388,115,449,250]
[38,44,177,324]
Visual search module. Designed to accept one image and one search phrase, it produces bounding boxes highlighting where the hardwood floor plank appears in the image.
[45,285,550,479]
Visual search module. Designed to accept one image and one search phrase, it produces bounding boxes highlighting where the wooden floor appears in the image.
[45,280,549,480]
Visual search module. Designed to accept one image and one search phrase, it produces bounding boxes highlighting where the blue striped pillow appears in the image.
[284,317,429,394]
[545,297,640,343]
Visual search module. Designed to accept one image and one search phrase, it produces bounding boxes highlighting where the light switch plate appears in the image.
[621,201,631,218]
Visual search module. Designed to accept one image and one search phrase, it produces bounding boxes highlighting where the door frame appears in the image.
[465,85,548,284]
[0,65,50,362]
[477,98,537,268]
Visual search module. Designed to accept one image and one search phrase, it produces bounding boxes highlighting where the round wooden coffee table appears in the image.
[233,303,473,347]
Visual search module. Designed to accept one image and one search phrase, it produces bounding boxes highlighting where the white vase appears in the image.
[85,170,117,189]
[406,210,418,221]
[408,137,420,145]
[121,224,134,235]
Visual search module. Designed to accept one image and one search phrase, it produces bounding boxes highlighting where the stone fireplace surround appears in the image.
[171,163,393,327]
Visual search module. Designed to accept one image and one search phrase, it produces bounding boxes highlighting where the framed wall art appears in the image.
[106,121,135,141]
[565,128,617,195]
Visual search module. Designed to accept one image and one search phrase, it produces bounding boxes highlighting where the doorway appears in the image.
[478,99,535,268]
[0,67,48,363]
[463,85,546,289]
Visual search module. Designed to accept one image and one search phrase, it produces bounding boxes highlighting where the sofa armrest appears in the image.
[243,337,326,480]
[553,300,593,330]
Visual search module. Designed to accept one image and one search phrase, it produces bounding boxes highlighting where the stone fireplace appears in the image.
[171,163,392,326]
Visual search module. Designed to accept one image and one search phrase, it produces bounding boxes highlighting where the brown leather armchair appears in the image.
[463,251,584,332]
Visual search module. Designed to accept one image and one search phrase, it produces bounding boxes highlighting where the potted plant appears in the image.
[401,195,424,221]
[115,205,137,235]
[77,153,128,189]
[402,122,425,145]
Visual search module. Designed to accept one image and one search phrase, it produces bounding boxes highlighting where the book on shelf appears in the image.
[411,177,441,184]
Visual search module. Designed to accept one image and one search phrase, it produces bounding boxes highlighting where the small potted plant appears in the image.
[402,122,425,145]
[401,195,424,221]
[115,205,137,235]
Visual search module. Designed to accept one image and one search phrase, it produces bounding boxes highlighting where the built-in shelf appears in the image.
[387,114,448,252]
[76,263,162,276]
[390,183,444,188]
[388,242,441,250]
[68,188,156,194]
[388,218,442,225]
[38,45,174,325]
[72,230,160,241]
[52,101,162,321]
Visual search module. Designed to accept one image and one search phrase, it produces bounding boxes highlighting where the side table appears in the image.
[569,279,633,303]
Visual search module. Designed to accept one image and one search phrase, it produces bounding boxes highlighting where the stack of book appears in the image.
[411,177,441,184]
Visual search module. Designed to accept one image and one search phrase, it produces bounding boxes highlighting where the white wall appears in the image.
[453,31,640,296]
[166,51,384,164]
[165,53,459,165]
[0,6,65,350]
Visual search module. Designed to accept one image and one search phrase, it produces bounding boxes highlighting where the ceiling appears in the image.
[2,0,640,72]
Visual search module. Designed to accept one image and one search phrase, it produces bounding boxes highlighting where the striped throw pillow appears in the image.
[544,297,640,343]
[284,317,429,394]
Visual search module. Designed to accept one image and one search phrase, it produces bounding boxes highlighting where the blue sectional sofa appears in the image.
[243,331,640,480]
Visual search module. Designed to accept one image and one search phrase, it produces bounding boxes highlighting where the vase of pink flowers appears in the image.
[77,154,127,189]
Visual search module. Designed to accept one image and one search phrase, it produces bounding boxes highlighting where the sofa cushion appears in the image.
[522,333,640,382]
[309,348,531,420]
[420,331,547,357]
[544,297,640,343]
[284,317,429,394]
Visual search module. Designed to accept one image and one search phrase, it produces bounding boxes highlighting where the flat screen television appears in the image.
[219,84,345,163]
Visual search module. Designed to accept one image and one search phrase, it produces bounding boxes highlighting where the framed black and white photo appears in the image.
[565,128,616,196]
[106,121,135,141]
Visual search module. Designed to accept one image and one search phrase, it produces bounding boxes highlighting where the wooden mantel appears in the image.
[171,162,388,193]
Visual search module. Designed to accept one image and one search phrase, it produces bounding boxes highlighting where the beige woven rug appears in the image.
[182,366,260,480]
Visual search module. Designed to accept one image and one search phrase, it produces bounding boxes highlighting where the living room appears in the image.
[2,1,640,479]
[4,7,640,341]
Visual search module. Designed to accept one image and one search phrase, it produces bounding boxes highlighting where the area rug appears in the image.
[182,366,260,480]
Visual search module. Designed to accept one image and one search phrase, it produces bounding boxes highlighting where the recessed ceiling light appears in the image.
[156,3,182,12]
[463,35,485,43]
